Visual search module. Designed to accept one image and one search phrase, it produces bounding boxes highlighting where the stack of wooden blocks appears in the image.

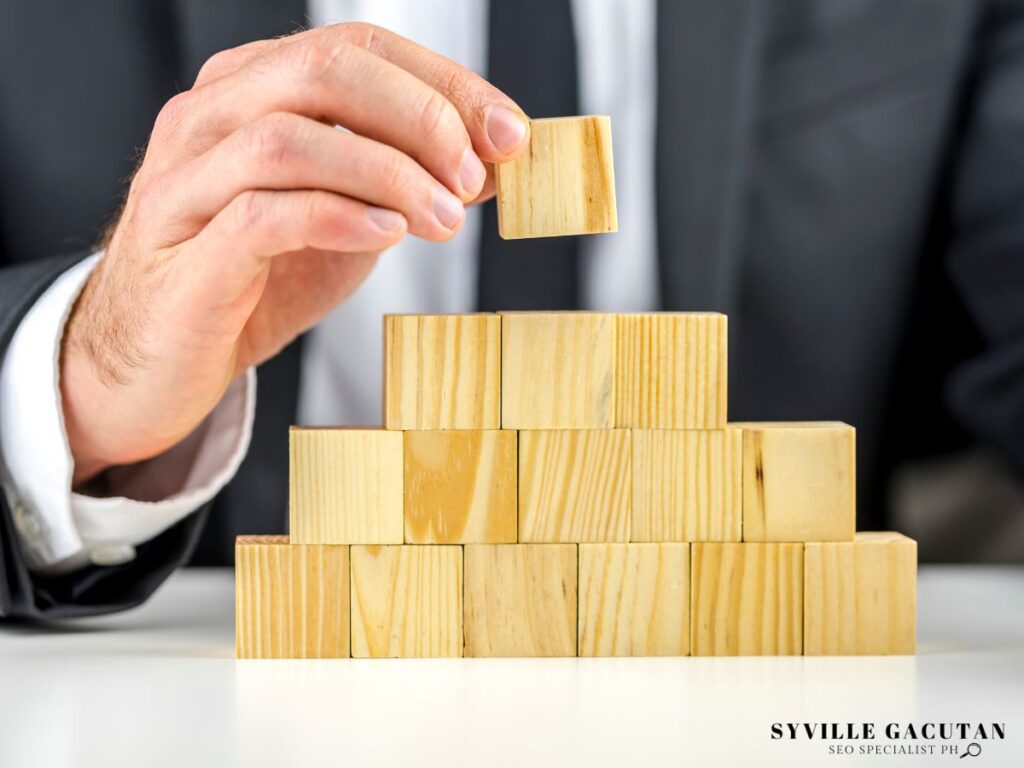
[236,311,918,659]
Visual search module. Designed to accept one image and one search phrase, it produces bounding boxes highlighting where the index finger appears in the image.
[334,23,531,163]
[192,24,531,163]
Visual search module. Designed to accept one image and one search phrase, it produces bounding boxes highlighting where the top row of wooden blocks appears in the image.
[384,312,727,432]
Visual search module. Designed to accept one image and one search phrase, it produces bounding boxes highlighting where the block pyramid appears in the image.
[235,311,917,658]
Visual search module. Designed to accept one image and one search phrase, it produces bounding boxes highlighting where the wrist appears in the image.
[59,299,238,486]
[59,276,163,484]
[60,321,124,484]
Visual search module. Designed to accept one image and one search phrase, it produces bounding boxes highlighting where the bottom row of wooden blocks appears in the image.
[235,533,916,659]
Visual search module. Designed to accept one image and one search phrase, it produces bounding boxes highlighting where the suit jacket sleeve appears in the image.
[0,254,211,620]
[945,3,1024,475]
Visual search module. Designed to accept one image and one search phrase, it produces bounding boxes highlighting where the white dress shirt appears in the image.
[0,0,656,572]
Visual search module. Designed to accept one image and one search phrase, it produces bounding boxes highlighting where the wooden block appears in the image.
[501,312,614,429]
[350,545,463,658]
[578,543,690,657]
[805,532,917,655]
[383,314,500,430]
[616,313,728,429]
[740,422,855,542]
[519,429,631,542]
[691,542,803,655]
[404,430,517,544]
[289,428,403,545]
[464,544,577,657]
[495,115,617,239]
[235,536,350,659]
[632,428,742,542]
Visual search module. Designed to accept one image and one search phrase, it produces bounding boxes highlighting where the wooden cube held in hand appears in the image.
[804,532,917,655]
[384,314,500,430]
[464,544,578,657]
[495,116,617,239]
[235,536,350,659]
[404,429,517,544]
[289,428,403,544]
[740,422,855,542]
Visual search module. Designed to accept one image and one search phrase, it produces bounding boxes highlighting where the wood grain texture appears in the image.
[632,428,742,542]
[289,428,403,545]
[501,312,615,429]
[384,314,500,430]
[616,313,728,429]
[578,543,690,657]
[235,536,350,659]
[350,545,463,658]
[740,422,855,542]
[805,532,917,655]
[464,544,577,657]
[691,543,803,656]
[404,430,517,544]
[519,429,631,542]
[495,116,617,239]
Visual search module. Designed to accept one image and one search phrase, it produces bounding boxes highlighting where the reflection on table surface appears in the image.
[1,565,1022,767]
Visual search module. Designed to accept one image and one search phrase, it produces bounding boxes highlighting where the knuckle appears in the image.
[416,90,457,142]
[332,21,376,48]
[377,150,408,197]
[195,48,236,86]
[436,65,474,107]
[243,113,297,167]
[290,37,349,82]
[231,190,266,233]
[153,91,194,137]
[301,192,332,229]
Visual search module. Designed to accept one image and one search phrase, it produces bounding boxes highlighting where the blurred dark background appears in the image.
[1,0,1022,564]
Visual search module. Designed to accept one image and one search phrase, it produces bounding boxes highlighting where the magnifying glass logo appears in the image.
[960,742,982,758]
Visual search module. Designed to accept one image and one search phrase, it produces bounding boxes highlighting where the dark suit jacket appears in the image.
[2,0,1023,618]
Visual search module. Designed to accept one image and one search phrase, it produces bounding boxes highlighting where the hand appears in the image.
[60,24,529,484]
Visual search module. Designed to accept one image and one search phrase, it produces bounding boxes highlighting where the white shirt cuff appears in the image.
[0,254,256,574]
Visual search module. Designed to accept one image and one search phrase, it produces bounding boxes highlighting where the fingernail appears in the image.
[366,206,405,232]
[485,105,528,154]
[433,189,465,230]
[459,146,486,197]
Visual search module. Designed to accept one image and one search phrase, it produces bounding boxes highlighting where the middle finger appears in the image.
[148,36,486,202]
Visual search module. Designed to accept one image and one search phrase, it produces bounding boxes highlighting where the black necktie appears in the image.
[477,0,581,311]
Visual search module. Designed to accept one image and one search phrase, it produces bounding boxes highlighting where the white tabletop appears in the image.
[1,565,1022,767]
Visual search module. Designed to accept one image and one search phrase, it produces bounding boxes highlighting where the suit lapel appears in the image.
[655,0,767,315]
[173,0,309,85]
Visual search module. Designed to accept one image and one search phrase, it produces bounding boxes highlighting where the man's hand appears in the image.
[60,24,529,484]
